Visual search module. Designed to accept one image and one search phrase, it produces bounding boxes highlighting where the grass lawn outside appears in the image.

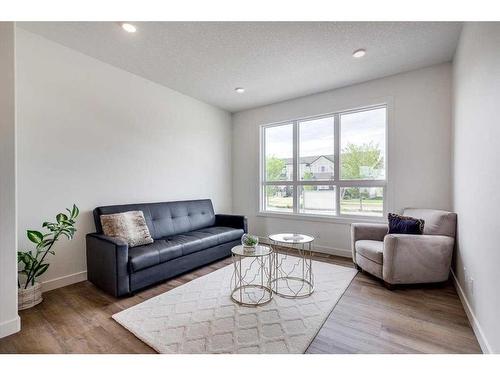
[267,196,383,216]
[341,198,383,216]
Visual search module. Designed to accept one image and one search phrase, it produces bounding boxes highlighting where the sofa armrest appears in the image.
[351,223,388,263]
[383,234,454,284]
[215,214,248,233]
[86,233,130,297]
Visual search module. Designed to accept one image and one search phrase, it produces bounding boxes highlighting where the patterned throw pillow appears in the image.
[100,211,154,247]
[388,213,425,235]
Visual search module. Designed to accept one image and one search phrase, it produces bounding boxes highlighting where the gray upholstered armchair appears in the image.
[351,208,457,289]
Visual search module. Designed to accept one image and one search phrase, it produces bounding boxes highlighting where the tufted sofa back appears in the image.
[93,199,216,240]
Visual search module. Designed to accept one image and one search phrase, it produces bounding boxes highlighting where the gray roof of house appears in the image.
[283,154,334,165]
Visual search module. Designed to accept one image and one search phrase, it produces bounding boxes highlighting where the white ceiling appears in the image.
[19,22,462,112]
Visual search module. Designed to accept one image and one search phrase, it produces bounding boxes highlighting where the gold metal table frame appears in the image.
[269,233,315,298]
[230,244,273,307]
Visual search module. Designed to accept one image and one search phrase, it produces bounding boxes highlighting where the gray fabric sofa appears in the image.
[351,208,457,288]
[86,199,247,297]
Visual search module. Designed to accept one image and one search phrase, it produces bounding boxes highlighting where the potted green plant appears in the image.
[241,234,259,253]
[17,204,79,310]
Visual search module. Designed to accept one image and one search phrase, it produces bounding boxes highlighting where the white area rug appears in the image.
[112,256,357,354]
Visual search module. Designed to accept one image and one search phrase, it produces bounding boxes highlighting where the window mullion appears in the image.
[334,113,341,216]
[260,125,265,211]
[292,120,299,214]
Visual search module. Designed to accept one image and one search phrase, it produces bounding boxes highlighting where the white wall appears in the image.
[0,22,20,338]
[232,63,452,256]
[452,22,500,354]
[15,28,233,290]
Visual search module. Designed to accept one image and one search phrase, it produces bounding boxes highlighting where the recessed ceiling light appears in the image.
[235,87,245,94]
[121,23,137,33]
[352,49,366,58]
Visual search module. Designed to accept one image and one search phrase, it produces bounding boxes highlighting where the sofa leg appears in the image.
[384,281,396,290]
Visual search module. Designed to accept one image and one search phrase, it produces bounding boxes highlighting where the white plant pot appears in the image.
[18,282,43,310]
[243,245,257,253]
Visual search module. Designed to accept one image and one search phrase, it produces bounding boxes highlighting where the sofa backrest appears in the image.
[403,208,457,237]
[93,199,216,240]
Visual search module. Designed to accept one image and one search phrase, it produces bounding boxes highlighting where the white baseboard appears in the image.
[0,315,20,339]
[313,243,352,258]
[41,270,87,292]
[258,236,352,259]
[451,269,492,354]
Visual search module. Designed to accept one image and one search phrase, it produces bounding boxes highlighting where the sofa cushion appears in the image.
[356,252,383,278]
[128,240,183,272]
[129,226,245,272]
[193,226,244,244]
[183,231,220,249]
[163,233,211,256]
[355,240,384,264]
[162,226,244,257]
[159,241,184,264]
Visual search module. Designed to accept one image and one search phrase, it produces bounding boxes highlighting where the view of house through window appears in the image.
[262,106,386,218]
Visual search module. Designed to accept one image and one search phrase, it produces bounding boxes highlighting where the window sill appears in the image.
[256,211,386,225]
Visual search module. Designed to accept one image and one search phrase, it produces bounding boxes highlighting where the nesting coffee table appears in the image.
[269,233,315,298]
[230,244,273,307]
[230,233,315,306]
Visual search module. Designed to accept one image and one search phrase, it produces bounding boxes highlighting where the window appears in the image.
[261,105,386,219]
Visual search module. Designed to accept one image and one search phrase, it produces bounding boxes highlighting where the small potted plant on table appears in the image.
[241,234,259,253]
[17,204,79,310]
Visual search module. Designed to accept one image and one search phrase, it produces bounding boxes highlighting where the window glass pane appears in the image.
[264,185,293,212]
[265,124,293,181]
[299,185,335,215]
[340,107,386,180]
[299,117,334,181]
[340,187,383,217]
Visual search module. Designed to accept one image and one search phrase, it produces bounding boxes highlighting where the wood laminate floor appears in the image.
[0,253,481,354]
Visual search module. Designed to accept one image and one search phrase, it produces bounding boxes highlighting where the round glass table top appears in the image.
[268,233,314,244]
[231,244,272,257]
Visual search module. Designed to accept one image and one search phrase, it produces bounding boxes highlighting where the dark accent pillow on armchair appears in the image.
[388,213,425,235]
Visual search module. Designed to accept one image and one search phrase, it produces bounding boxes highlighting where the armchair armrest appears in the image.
[383,234,454,284]
[86,233,130,297]
[351,223,388,263]
[215,214,248,233]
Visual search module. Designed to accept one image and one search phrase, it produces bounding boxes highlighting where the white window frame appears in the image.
[259,104,388,222]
